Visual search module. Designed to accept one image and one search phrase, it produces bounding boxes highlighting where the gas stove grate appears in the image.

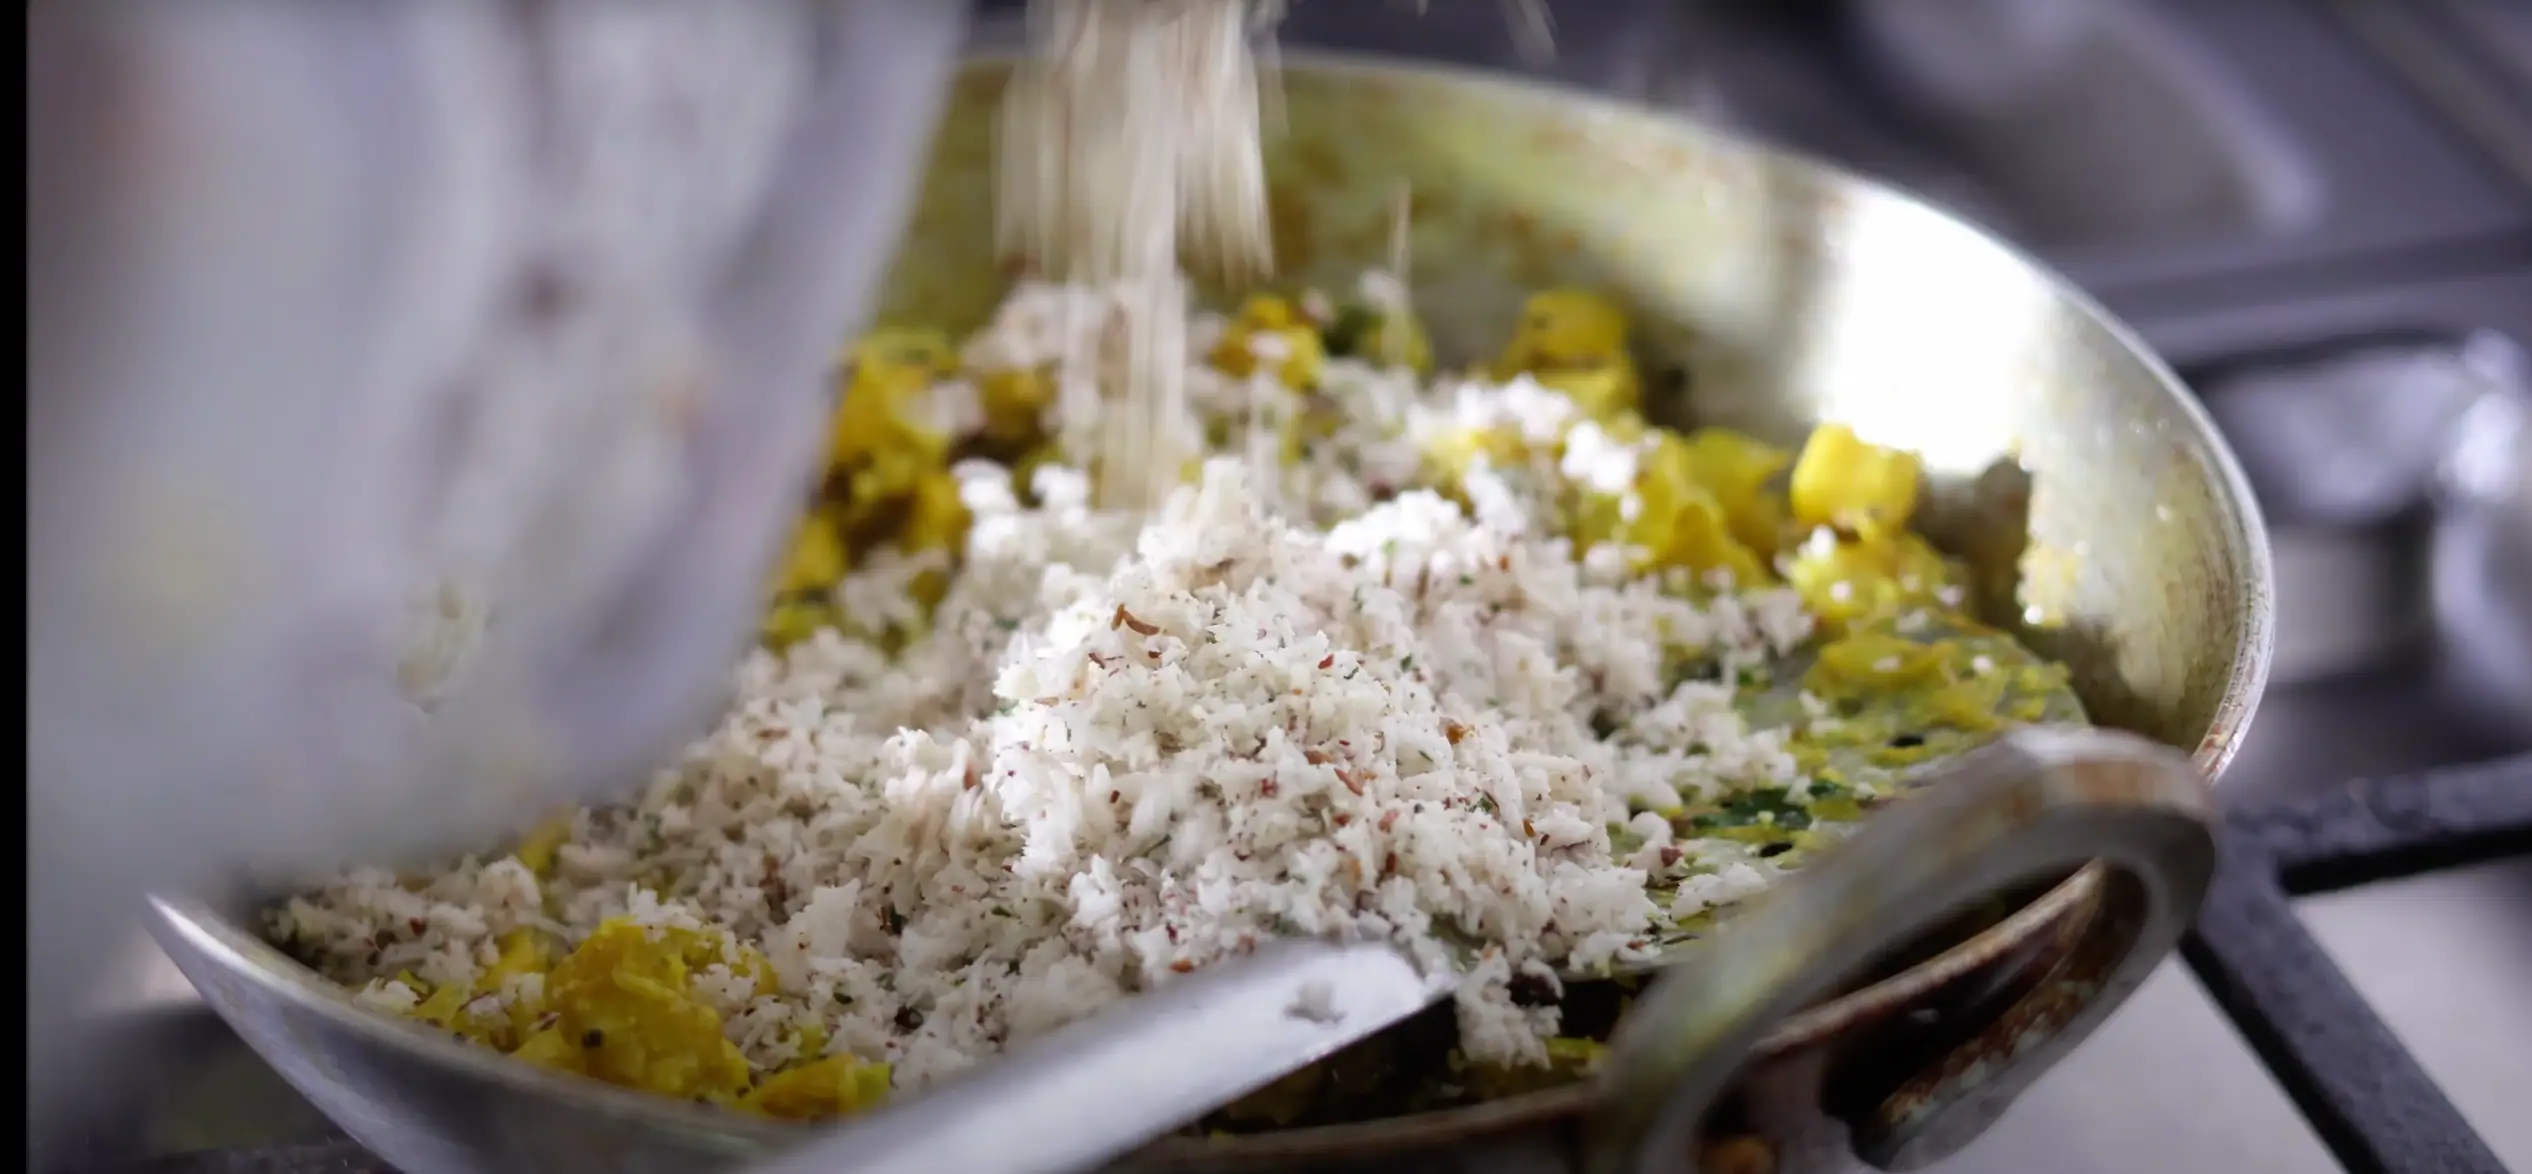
[2181,754,2532,1174]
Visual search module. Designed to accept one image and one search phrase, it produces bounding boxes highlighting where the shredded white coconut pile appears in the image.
[275,275,1822,1093]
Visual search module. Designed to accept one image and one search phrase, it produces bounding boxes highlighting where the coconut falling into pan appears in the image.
[994,0,1553,511]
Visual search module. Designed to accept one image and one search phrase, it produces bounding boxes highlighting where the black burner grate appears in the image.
[2182,754,2532,1174]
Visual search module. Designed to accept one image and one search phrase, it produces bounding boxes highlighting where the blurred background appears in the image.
[49,2,2532,1172]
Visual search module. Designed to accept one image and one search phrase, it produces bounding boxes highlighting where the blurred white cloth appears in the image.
[26,0,966,1149]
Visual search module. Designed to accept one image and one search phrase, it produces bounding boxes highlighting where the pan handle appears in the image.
[1580,726,2218,1174]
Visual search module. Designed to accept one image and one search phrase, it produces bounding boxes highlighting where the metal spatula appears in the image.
[748,939,1439,1174]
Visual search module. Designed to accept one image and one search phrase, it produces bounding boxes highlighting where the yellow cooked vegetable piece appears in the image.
[796,323,980,643]
[1780,616,2081,778]
[1641,484,1769,587]
[830,333,953,475]
[761,597,842,651]
[1783,529,1962,631]
[513,813,576,878]
[1209,294,1326,390]
[786,1021,831,1065]
[1495,289,1640,420]
[406,976,476,1036]
[899,470,971,558]
[834,443,942,538]
[533,920,755,1103]
[1804,629,1949,697]
[1789,423,1922,542]
[740,1056,894,1121]
[830,367,942,467]
[1673,428,1794,558]
[762,508,854,649]
[512,1023,583,1073]
[483,929,554,1039]
[1499,289,1629,370]
[1911,670,2026,739]
[774,509,851,597]
[393,930,559,1049]
[485,928,552,986]
[1530,361,1638,422]
[1622,437,1771,586]
[977,366,1054,449]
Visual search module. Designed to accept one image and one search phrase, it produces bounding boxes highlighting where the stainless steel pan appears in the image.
[151,53,2275,1174]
